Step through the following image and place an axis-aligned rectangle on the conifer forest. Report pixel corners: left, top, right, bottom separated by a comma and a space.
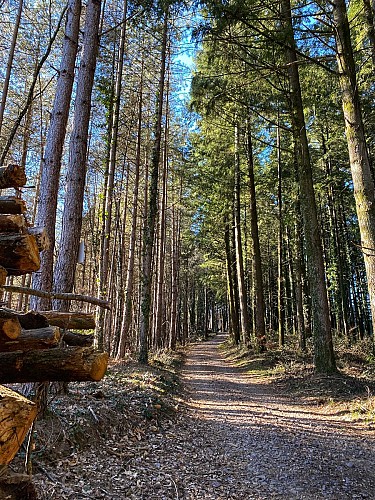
2, 0, 375, 498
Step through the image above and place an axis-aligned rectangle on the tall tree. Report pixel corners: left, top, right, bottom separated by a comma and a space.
138, 8, 169, 363
280, 0, 336, 373
331, 0, 375, 333
53, 0, 102, 310
31, 0, 81, 311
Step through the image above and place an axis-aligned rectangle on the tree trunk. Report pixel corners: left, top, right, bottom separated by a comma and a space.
116, 62, 144, 358
96, 0, 128, 348
246, 120, 266, 349
138, 10, 169, 363
53, 0, 101, 311
332, 0, 375, 335
224, 215, 240, 343
280, 0, 336, 373
0, 0, 23, 136
234, 122, 251, 344
277, 121, 285, 346
31, 0, 81, 311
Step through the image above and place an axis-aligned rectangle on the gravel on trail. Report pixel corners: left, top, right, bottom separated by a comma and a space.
33, 333, 375, 499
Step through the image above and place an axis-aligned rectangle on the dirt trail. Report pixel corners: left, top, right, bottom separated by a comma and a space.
179, 333, 375, 499
32, 334, 375, 499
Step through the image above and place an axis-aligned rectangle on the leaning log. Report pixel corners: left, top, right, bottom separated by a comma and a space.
0, 308, 49, 330
0, 347, 108, 383
0, 285, 111, 309
39, 310, 96, 329
0, 386, 37, 465
0, 196, 27, 215
0, 214, 27, 233
62, 330, 93, 347
0, 326, 60, 352
0, 164, 26, 189
0, 233, 40, 275
0, 310, 21, 341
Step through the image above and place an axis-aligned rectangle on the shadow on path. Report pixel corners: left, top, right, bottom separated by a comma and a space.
181, 333, 375, 499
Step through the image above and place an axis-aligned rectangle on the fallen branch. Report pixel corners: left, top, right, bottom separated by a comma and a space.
0, 285, 110, 310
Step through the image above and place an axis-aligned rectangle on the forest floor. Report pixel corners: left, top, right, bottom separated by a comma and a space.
10, 333, 375, 499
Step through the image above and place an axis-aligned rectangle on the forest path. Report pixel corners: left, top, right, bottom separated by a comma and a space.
177, 333, 375, 499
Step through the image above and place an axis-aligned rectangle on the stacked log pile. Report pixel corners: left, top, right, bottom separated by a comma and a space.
0, 165, 107, 496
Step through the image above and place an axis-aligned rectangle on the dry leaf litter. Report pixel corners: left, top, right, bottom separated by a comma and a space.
8, 333, 375, 499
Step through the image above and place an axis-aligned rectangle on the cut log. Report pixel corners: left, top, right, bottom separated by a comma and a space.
0, 266, 7, 286
0, 214, 27, 233
0, 471, 37, 500
0, 347, 108, 383
39, 310, 95, 329
0, 233, 40, 275
27, 227, 50, 251
62, 330, 93, 347
0, 164, 26, 189
0, 310, 21, 340
0, 326, 60, 352
0, 308, 49, 330
0, 386, 37, 465
0, 197, 27, 215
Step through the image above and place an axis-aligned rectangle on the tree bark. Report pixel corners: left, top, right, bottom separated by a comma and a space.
0, 285, 110, 309
280, 0, 336, 373
53, 0, 101, 311
0, 347, 108, 383
39, 311, 95, 329
332, 0, 375, 334
138, 10, 169, 363
0, 385, 37, 465
31, 0, 81, 311
234, 122, 251, 344
0, 326, 60, 352
62, 330, 93, 347
0, 0, 23, 136
246, 120, 266, 349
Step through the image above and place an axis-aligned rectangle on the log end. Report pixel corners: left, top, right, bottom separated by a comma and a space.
0, 386, 37, 465
89, 351, 109, 381
1, 318, 21, 339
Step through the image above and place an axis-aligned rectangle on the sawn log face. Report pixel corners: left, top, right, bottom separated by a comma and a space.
0, 386, 37, 465
0, 233, 40, 275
